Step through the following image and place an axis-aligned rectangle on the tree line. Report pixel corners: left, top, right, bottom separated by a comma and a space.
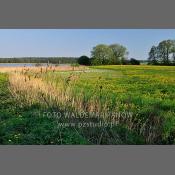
78, 40, 175, 66
0, 57, 78, 64
1, 40, 175, 66
148, 40, 175, 65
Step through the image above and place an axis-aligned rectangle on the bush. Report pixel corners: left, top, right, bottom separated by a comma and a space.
130, 58, 140, 65
77, 56, 90, 65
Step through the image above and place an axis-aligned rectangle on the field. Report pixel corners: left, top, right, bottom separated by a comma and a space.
0, 65, 175, 144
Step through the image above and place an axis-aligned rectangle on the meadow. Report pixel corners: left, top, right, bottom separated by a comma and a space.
0, 65, 175, 144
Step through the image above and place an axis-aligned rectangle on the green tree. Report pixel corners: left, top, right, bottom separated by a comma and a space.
91, 44, 114, 65
109, 44, 128, 64
77, 55, 90, 65
148, 46, 158, 65
148, 40, 175, 65
170, 41, 175, 65
130, 58, 140, 65
157, 40, 175, 65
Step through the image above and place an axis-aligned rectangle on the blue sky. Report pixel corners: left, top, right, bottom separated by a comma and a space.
0, 29, 175, 59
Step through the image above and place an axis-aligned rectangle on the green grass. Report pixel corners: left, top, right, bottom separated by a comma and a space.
1, 65, 175, 144
42, 65, 175, 144
0, 73, 88, 144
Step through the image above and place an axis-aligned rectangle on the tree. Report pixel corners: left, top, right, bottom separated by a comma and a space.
130, 58, 140, 65
148, 46, 158, 65
148, 40, 175, 65
109, 44, 128, 64
77, 55, 90, 65
91, 43, 129, 65
91, 44, 114, 65
158, 40, 175, 65
170, 42, 175, 65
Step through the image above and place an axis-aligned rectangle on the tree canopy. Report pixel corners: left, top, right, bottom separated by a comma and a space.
91, 44, 128, 65
77, 55, 90, 65
0, 57, 78, 64
148, 40, 175, 65
130, 58, 140, 65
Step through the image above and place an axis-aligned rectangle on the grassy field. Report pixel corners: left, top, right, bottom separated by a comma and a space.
0, 72, 88, 144
0, 65, 175, 144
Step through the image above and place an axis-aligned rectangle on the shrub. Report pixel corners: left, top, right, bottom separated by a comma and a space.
130, 58, 140, 65
77, 56, 90, 65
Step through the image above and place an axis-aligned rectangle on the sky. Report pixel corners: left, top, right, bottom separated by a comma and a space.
0, 29, 175, 60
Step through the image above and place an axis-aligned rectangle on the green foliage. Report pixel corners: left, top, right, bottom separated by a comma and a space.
77, 55, 91, 65
91, 44, 114, 65
130, 58, 140, 65
109, 44, 128, 64
148, 40, 175, 65
91, 43, 128, 65
0, 57, 78, 64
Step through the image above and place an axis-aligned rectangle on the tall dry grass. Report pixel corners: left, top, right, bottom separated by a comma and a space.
9, 71, 112, 114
